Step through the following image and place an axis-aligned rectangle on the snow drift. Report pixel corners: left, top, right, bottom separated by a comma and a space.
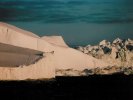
0, 22, 108, 80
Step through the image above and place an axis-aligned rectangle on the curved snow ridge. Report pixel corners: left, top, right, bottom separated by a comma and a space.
0, 53, 55, 80
0, 22, 40, 38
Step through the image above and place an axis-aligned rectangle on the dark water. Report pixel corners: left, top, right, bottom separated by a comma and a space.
0, 0, 132, 23
0, 0, 133, 46
0, 75, 133, 100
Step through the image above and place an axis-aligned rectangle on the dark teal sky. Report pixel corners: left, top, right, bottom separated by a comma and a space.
0, 0, 133, 46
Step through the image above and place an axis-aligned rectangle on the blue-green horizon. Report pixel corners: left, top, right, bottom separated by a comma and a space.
0, 0, 133, 46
